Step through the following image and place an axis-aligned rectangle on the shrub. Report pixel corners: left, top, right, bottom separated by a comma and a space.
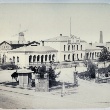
0, 64, 18, 70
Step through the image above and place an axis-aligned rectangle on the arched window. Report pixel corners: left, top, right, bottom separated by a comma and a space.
52, 54, 55, 61
64, 54, 66, 61
64, 45, 66, 51
77, 45, 78, 50
81, 45, 82, 50
68, 45, 70, 51
17, 56, 19, 62
37, 55, 40, 62
29, 55, 32, 63
49, 55, 51, 61
45, 55, 47, 61
41, 55, 44, 63
33, 55, 36, 62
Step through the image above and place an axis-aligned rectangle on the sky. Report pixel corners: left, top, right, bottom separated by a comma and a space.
0, 1, 110, 43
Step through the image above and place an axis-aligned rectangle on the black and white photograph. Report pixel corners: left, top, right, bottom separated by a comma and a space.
0, 0, 110, 109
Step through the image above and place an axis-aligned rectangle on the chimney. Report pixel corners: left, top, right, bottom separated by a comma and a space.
99, 31, 103, 43
28, 41, 30, 44
60, 34, 62, 36
42, 41, 44, 46
10, 41, 12, 44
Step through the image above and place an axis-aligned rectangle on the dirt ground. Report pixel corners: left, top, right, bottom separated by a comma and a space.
0, 68, 110, 109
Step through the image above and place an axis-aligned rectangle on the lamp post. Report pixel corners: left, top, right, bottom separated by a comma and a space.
74, 64, 78, 86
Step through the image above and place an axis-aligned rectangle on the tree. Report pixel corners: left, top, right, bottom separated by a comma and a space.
87, 59, 96, 79
99, 47, 110, 61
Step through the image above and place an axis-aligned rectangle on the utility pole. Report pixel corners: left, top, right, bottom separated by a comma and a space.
70, 17, 71, 37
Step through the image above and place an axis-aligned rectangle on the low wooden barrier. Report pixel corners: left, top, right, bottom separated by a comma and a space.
96, 76, 110, 83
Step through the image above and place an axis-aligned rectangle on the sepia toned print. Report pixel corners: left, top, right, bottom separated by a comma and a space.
0, 2, 110, 109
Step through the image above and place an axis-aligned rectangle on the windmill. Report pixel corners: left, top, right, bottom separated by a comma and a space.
12, 29, 28, 44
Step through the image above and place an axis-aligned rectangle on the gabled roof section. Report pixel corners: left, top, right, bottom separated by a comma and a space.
44, 34, 87, 43
0, 41, 11, 46
44, 35, 69, 42
26, 41, 40, 46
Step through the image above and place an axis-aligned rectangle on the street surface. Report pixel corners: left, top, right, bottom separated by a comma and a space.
0, 68, 110, 109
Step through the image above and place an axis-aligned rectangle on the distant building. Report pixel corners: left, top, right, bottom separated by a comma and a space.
0, 32, 40, 64
106, 42, 110, 52
42, 34, 103, 62
85, 43, 102, 60
7, 45, 58, 68
42, 34, 87, 62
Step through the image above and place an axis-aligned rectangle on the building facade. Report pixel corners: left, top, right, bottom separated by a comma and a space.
7, 45, 58, 68
42, 34, 102, 62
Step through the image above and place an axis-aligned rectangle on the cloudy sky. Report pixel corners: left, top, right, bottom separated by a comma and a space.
0, 1, 110, 43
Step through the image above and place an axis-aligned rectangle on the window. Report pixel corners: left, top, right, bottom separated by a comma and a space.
49, 55, 51, 61
77, 45, 78, 50
81, 45, 82, 50
72, 45, 73, 50
77, 54, 79, 60
64, 55, 66, 60
68, 54, 70, 60
81, 53, 82, 58
45, 55, 47, 61
68, 45, 70, 51
17, 56, 19, 62
64, 45, 66, 51
95, 52, 96, 57
13, 56, 15, 63
52, 54, 55, 61
29, 55, 32, 63
74, 45, 75, 50
33, 55, 36, 62
90, 53, 91, 57
37, 55, 40, 62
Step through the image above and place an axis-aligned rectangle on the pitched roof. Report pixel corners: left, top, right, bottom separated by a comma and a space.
0, 41, 11, 46
44, 35, 87, 43
85, 44, 102, 51
44, 35, 69, 42
8, 45, 58, 53
26, 41, 40, 46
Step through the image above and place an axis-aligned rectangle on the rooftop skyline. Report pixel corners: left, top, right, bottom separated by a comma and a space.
0, 3, 110, 43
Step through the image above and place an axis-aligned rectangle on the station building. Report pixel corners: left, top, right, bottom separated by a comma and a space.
7, 45, 58, 68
